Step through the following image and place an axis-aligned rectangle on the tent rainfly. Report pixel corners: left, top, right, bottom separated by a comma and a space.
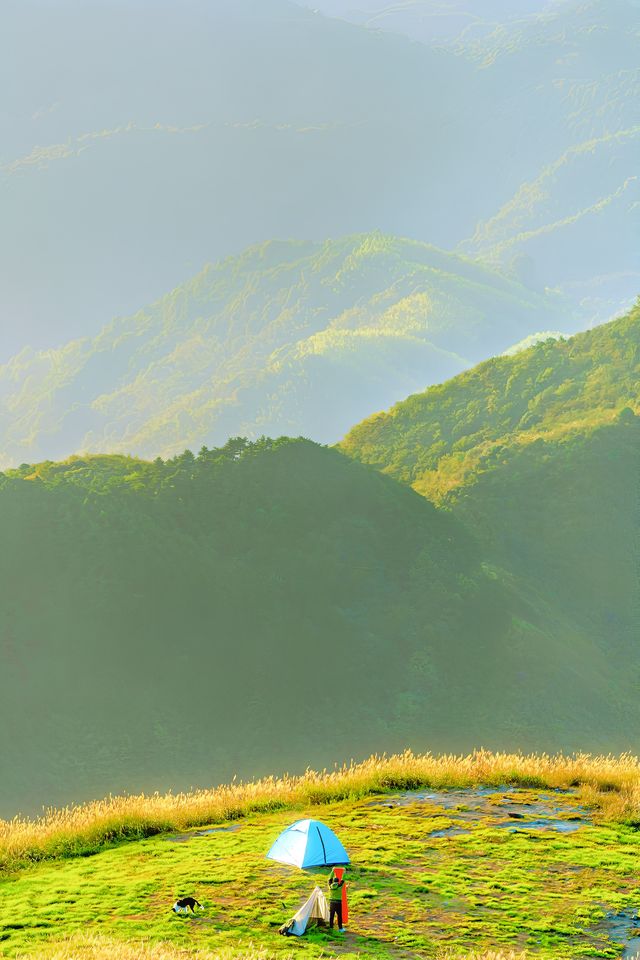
266, 819, 349, 868
279, 885, 329, 937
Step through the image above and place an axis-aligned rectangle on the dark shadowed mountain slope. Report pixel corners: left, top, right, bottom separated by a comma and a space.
0, 438, 502, 814
2, 433, 638, 817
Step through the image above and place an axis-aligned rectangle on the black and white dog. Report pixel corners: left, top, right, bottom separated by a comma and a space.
172, 896, 204, 914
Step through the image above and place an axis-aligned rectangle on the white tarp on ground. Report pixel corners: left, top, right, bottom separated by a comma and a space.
285, 885, 329, 936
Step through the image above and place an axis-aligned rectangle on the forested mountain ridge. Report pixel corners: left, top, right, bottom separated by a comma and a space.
0, 437, 507, 813
0, 233, 571, 468
4, 306, 638, 815
341, 301, 640, 686
2, 0, 638, 833
0, 0, 476, 353
340, 299, 640, 496
3, 432, 637, 817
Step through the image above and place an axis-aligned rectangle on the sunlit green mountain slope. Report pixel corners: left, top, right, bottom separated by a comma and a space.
0, 233, 569, 467
341, 299, 640, 663
341, 300, 640, 489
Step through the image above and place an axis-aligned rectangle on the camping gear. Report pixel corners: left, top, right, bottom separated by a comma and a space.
266, 819, 349, 868
332, 866, 349, 925
279, 885, 329, 936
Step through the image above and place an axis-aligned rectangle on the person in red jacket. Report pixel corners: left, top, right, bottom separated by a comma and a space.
327, 867, 346, 931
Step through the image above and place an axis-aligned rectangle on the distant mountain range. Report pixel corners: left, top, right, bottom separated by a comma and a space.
298, 0, 558, 42
0, 233, 575, 467
2, 300, 638, 816
2, 0, 637, 356
460, 126, 639, 320
308, 0, 640, 320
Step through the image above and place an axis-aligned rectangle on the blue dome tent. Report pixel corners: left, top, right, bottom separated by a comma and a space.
266, 819, 349, 869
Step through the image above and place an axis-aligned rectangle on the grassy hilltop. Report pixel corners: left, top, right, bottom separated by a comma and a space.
4, 752, 640, 959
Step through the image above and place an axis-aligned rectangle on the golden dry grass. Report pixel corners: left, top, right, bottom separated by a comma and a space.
14, 935, 294, 959
13, 934, 535, 960
3, 749, 640, 875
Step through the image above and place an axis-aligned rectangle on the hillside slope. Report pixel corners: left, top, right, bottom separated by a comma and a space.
341, 300, 640, 662
0, 437, 484, 814
461, 127, 640, 322
0, 233, 570, 468
340, 300, 640, 487
2, 435, 635, 817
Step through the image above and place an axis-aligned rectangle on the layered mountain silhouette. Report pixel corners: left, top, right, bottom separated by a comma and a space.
2, 0, 637, 819
2, 301, 638, 816
2, 0, 636, 355
0, 233, 573, 467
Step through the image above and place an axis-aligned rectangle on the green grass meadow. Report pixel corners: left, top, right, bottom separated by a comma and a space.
4, 788, 640, 959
